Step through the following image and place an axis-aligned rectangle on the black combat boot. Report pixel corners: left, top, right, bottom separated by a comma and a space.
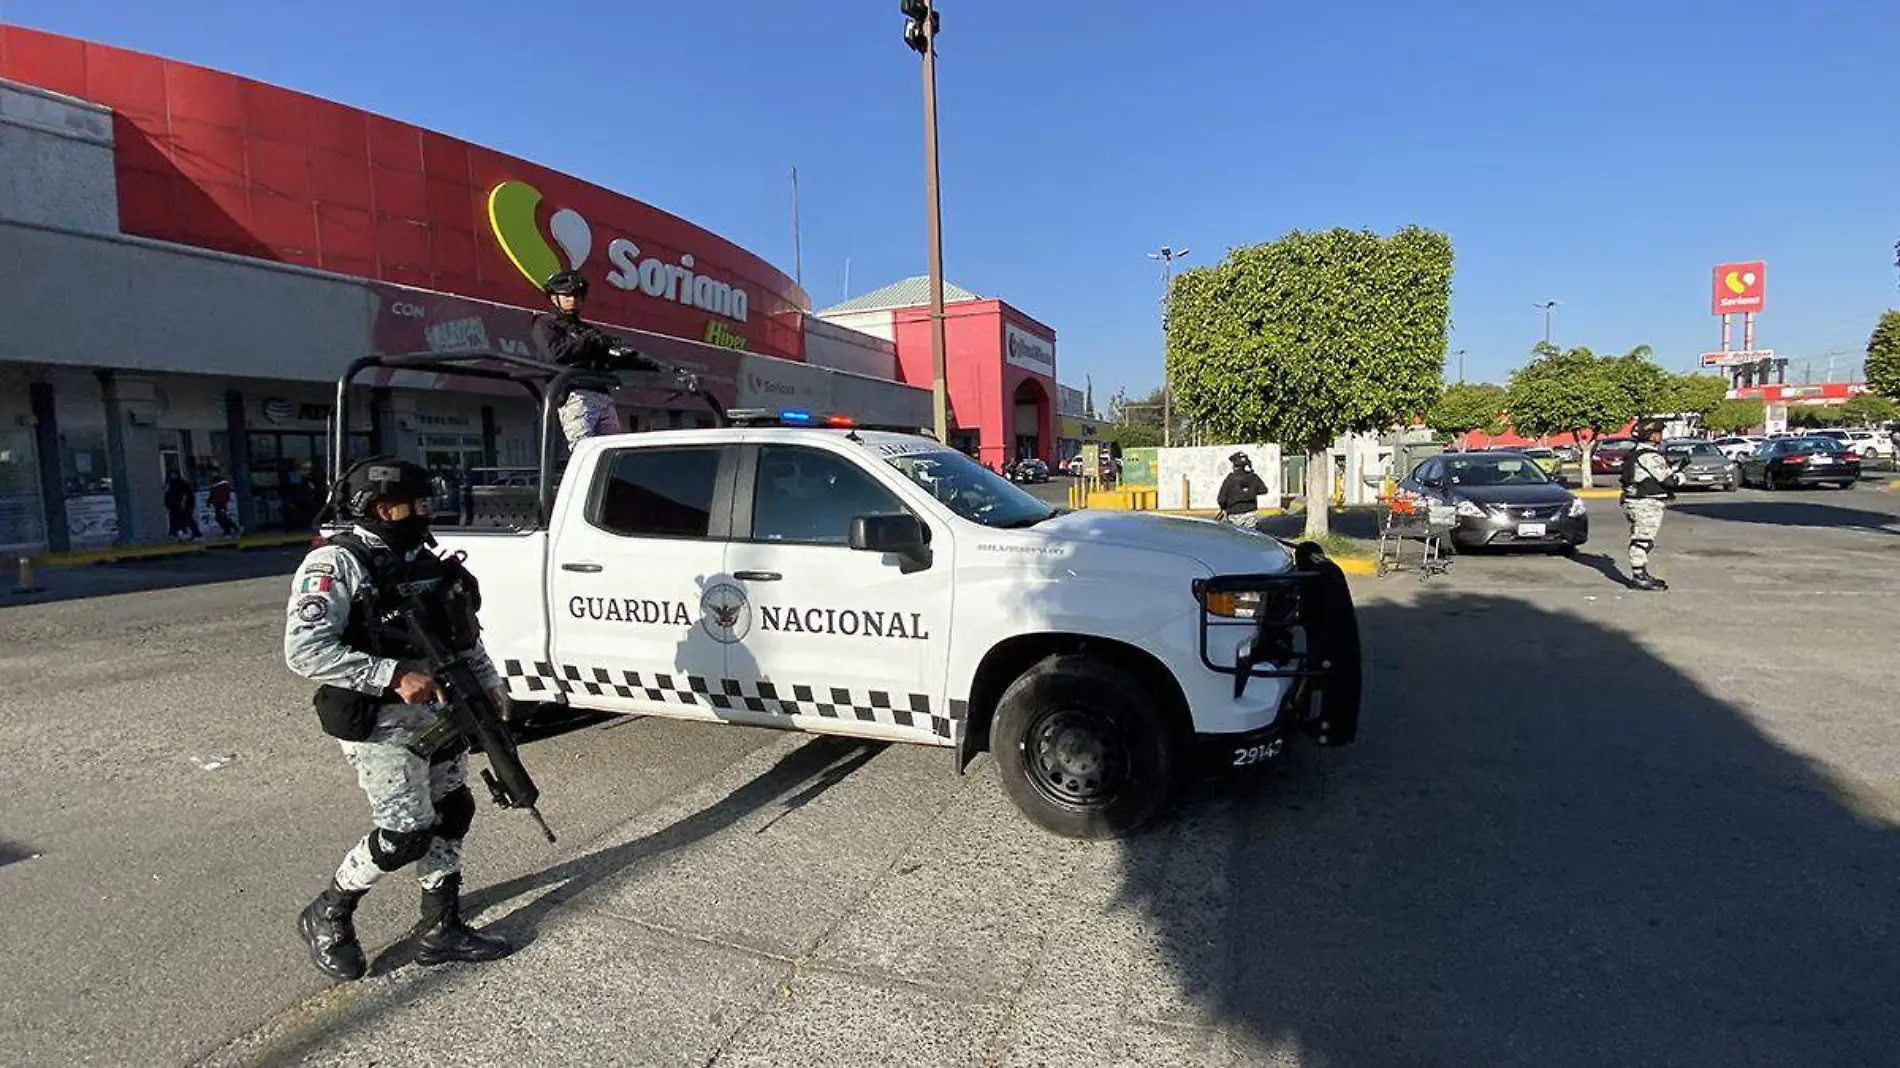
1632, 568, 1668, 591
413, 874, 512, 966
297, 880, 368, 981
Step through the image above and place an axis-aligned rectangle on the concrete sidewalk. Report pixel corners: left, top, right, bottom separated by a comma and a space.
0, 544, 307, 606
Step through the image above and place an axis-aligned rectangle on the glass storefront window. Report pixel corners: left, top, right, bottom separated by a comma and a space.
59, 428, 119, 548
0, 430, 47, 554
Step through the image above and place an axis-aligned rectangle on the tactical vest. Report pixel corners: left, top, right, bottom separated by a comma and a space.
329, 533, 483, 658
311, 533, 485, 744
1619, 444, 1670, 499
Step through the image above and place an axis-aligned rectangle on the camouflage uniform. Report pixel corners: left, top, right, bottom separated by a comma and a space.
284, 527, 502, 895
557, 389, 622, 447
1619, 442, 1679, 588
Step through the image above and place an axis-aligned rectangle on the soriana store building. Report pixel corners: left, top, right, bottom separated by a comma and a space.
0, 27, 1070, 555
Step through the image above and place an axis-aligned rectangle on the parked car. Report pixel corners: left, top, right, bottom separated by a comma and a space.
1710, 435, 1763, 461
1399, 451, 1588, 553
1809, 428, 1893, 464
1512, 445, 1564, 478
1737, 436, 1861, 490
1009, 457, 1050, 483
1063, 456, 1085, 478
1589, 438, 1636, 477
1661, 439, 1739, 491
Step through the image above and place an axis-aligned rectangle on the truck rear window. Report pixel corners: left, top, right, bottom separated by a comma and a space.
594, 447, 722, 538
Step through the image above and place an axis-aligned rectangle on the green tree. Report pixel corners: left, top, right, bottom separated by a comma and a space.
1664, 373, 1730, 421
1840, 394, 1898, 427
1704, 397, 1765, 435
1865, 311, 1900, 401
1166, 225, 1452, 536
1606, 345, 1671, 418
1427, 382, 1506, 448
1789, 406, 1831, 429
1504, 343, 1648, 488
1102, 386, 1166, 449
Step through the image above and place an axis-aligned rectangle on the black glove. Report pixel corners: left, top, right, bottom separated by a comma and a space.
608, 345, 664, 373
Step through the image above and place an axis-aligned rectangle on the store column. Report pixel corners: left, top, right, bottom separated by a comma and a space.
223, 388, 255, 531
29, 382, 69, 554
98, 371, 164, 544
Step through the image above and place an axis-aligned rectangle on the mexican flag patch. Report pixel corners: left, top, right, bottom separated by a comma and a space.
299, 574, 332, 594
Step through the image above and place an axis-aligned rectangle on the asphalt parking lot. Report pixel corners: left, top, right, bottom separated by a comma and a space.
3, 485, 1897, 1066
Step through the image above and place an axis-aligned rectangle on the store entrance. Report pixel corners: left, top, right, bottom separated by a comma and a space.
247, 430, 369, 531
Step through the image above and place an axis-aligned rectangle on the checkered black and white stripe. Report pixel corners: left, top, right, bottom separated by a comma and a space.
503, 659, 958, 740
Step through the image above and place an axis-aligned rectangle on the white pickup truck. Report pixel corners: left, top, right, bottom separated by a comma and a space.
324, 352, 1362, 839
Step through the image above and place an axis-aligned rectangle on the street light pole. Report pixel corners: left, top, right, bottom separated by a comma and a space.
1452, 348, 1467, 383
901, 1, 950, 445
1148, 244, 1188, 447
1534, 300, 1560, 346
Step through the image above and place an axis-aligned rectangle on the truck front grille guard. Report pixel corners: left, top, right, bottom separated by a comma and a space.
1191, 541, 1362, 745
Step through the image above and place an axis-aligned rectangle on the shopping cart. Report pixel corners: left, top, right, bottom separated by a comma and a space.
1375, 490, 1454, 579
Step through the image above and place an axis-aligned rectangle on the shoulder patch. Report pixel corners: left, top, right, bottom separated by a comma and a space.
294, 595, 329, 623
302, 561, 336, 578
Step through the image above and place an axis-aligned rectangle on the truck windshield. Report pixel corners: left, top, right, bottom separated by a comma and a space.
882, 448, 1058, 528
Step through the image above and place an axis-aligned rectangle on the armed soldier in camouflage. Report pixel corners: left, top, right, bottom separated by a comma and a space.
1619, 419, 1683, 591
284, 457, 513, 981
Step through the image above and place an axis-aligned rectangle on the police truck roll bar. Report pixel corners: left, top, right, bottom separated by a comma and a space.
321, 346, 726, 530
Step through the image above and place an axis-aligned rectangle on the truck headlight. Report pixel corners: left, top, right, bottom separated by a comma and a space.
1568, 497, 1588, 517
1202, 586, 1301, 622
1455, 499, 1486, 519
1203, 590, 1263, 618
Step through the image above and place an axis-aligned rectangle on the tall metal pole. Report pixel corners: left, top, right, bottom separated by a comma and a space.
920, 2, 950, 444
790, 166, 802, 289
1150, 245, 1188, 447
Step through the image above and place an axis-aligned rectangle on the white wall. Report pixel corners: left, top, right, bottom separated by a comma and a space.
0, 220, 379, 381
0, 80, 117, 234
815, 309, 895, 342
1157, 444, 1282, 511
803, 316, 897, 380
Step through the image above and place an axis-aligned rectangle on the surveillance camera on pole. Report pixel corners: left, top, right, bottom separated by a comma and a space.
901, 0, 939, 54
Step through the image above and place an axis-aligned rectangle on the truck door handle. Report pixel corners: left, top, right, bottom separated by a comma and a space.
561, 562, 603, 573
734, 570, 781, 582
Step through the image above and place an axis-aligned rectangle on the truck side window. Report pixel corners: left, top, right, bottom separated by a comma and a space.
752, 446, 906, 546
593, 447, 723, 539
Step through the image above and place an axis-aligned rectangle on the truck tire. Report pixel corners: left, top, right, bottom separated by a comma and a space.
991, 654, 1179, 840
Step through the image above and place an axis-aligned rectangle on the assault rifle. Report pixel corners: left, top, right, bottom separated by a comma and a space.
386, 597, 557, 844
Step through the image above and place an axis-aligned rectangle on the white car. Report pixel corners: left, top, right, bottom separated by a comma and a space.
427, 412, 1362, 840
1710, 436, 1763, 461
1809, 428, 1892, 463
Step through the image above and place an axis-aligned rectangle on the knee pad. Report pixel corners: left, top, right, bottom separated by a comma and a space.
434, 785, 476, 841
368, 824, 436, 871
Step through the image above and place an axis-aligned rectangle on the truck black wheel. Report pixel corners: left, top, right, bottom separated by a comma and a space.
991, 655, 1178, 840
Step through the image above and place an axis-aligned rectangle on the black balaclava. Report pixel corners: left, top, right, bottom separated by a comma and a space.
362, 503, 433, 556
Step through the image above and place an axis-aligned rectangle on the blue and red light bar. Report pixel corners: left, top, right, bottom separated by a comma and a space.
725, 407, 858, 429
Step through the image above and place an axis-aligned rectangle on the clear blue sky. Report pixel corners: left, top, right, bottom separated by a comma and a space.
9, 0, 1897, 398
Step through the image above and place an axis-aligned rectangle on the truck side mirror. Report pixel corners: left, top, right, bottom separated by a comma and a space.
850, 513, 930, 571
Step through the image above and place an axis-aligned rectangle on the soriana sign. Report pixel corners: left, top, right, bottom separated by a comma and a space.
1711, 261, 1766, 315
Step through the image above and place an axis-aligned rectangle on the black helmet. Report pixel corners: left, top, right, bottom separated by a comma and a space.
1230, 451, 1251, 467
335, 456, 438, 518
542, 269, 589, 297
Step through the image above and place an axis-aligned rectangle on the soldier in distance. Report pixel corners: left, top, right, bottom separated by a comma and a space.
531, 269, 664, 446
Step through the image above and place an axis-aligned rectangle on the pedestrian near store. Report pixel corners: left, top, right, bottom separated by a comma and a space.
1217, 451, 1269, 532
207, 477, 238, 536
285, 457, 513, 981
530, 269, 663, 447
163, 473, 201, 541
1619, 420, 1682, 591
